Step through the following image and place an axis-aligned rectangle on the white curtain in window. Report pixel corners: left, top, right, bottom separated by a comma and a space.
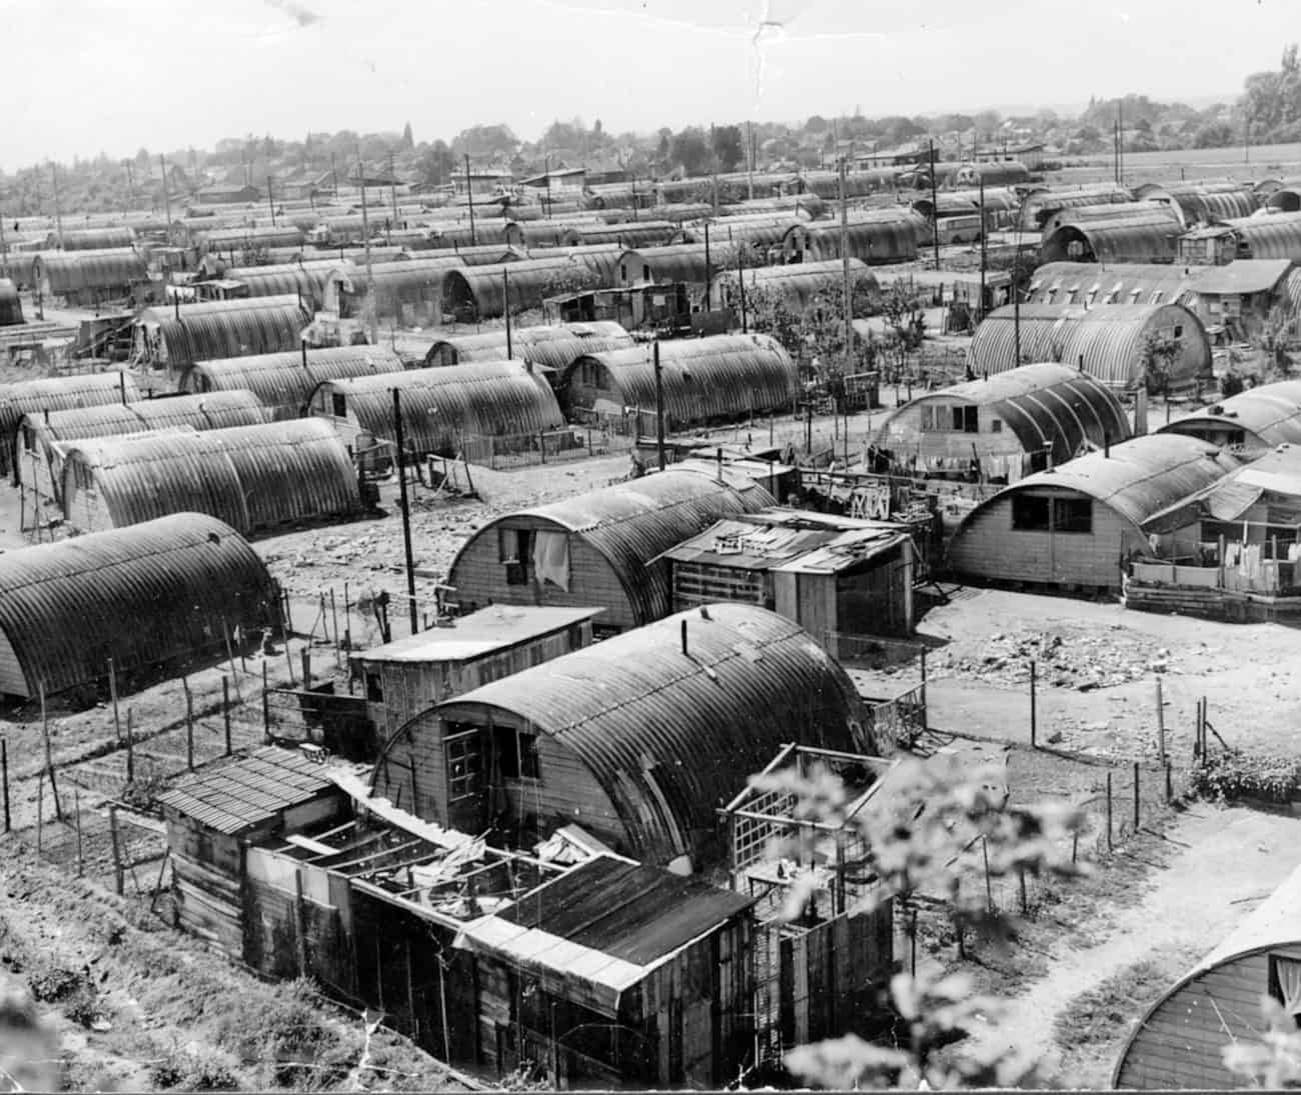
532, 530, 571, 592
1277, 957, 1301, 1014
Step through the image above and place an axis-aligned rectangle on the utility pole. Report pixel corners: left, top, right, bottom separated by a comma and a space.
1117, 100, 1124, 186
503, 268, 513, 357
747, 120, 755, 200
267, 173, 277, 226
358, 148, 377, 344
160, 154, 172, 234
1013, 241, 1022, 366
736, 245, 748, 333
392, 387, 419, 636
978, 171, 988, 321
544, 153, 552, 218
0, 210, 8, 278
331, 151, 339, 196
703, 222, 712, 310
839, 157, 853, 373
653, 340, 666, 471
389, 150, 400, 227
928, 138, 940, 269
465, 154, 476, 246
50, 163, 64, 248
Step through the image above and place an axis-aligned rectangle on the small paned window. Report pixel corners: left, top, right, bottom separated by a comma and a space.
1012, 495, 1051, 531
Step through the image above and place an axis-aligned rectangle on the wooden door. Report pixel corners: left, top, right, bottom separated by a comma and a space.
444, 727, 486, 833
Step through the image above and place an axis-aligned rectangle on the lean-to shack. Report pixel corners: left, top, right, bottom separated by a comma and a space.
371, 602, 875, 869
0, 513, 280, 700
447, 466, 774, 631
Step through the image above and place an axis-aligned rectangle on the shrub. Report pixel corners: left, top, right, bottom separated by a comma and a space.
1191, 751, 1301, 804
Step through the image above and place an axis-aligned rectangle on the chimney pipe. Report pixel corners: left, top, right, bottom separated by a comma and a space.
1104, 430, 1111, 458
716, 446, 723, 482
301, 339, 308, 370
680, 619, 688, 656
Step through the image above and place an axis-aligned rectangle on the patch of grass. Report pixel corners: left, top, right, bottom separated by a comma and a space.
1053, 946, 1192, 1054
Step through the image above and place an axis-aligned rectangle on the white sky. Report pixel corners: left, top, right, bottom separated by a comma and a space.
3, 0, 1287, 168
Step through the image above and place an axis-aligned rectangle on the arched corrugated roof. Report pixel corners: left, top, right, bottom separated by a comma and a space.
562, 334, 799, 428
424, 322, 633, 368
1039, 215, 1184, 264
1018, 185, 1135, 230
1112, 861, 1301, 1090
199, 225, 307, 250
1136, 182, 1260, 225
968, 302, 1212, 390
873, 362, 1132, 465
179, 346, 405, 415
1158, 379, 1301, 447
711, 257, 876, 312
0, 372, 138, 476
416, 602, 872, 865
1043, 201, 1183, 234
61, 418, 362, 536
55, 226, 137, 251
441, 254, 618, 320
448, 467, 774, 627
0, 512, 279, 699
1220, 212, 1301, 260
952, 434, 1242, 534
36, 249, 148, 294
560, 221, 677, 248
136, 296, 314, 366
316, 362, 565, 455
951, 161, 1031, 187
616, 244, 713, 286
1265, 186, 1301, 213
215, 260, 344, 304
1026, 262, 1195, 307
786, 211, 925, 263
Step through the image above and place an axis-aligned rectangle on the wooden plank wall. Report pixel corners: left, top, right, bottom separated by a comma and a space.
450, 519, 640, 630
1116, 947, 1301, 1089
948, 487, 1142, 590
171, 852, 244, 960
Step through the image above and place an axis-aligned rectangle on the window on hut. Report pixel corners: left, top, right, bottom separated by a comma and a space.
366, 673, 383, 702
332, 393, 347, 418
1269, 955, 1301, 1029
445, 726, 483, 800
951, 406, 978, 433
493, 726, 541, 781
1012, 495, 1051, 531
1052, 497, 1093, 533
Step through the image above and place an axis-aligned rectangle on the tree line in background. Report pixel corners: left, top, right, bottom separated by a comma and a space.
3, 44, 1301, 216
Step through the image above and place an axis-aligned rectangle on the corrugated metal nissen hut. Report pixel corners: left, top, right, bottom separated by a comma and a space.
447, 466, 775, 631
60, 418, 365, 537
562, 333, 800, 430
179, 346, 406, 419
967, 302, 1213, 393
946, 435, 1243, 592
0, 513, 280, 700
423, 321, 633, 370
1158, 379, 1301, 452
870, 362, 1132, 481
309, 362, 565, 468
133, 296, 314, 369
371, 602, 875, 870
0, 371, 139, 478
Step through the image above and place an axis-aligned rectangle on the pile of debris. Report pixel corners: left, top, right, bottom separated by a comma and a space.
935, 625, 1177, 691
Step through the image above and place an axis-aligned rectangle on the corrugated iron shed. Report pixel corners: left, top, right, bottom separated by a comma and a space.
53, 226, 137, 251
1142, 443, 1301, 534
424, 321, 633, 368
710, 257, 876, 312
430, 602, 874, 862
562, 334, 799, 429
1158, 378, 1301, 448
179, 346, 405, 416
0, 513, 280, 698
156, 745, 336, 836
872, 362, 1132, 466
1039, 214, 1185, 264
61, 418, 363, 536
136, 296, 314, 366
0, 372, 139, 476
1219, 212, 1301, 260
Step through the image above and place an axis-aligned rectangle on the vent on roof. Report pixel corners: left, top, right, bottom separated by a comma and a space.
714, 535, 744, 555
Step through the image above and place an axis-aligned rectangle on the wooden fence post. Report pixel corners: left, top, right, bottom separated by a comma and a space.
35, 771, 43, 856
109, 806, 124, 895
262, 662, 272, 745
73, 785, 84, 878
39, 680, 61, 820
1133, 761, 1141, 832
108, 657, 122, 742
1, 738, 9, 834
223, 677, 232, 756
1155, 677, 1166, 768
1029, 660, 1037, 748
126, 708, 135, 783
293, 869, 308, 977
1105, 771, 1113, 851
301, 649, 312, 691
1165, 760, 1173, 804
183, 677, 194, 771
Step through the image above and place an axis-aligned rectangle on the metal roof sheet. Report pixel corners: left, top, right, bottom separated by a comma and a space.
157, 745, 336, 834
1158, 379, 1301, 447
356, 605, 603, 665
1187, 258, 1293, 295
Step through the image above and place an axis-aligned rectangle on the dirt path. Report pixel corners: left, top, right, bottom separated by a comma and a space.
964, 805, 1301, 1085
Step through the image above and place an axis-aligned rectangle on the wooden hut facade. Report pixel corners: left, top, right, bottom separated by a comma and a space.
446, 467, 774, 632
946, 435, 1243, 593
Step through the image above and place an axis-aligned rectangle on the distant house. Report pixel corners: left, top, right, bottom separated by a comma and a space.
659, 509, 917, 639
193, 185, 261, 205
455, 170, 513, 196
